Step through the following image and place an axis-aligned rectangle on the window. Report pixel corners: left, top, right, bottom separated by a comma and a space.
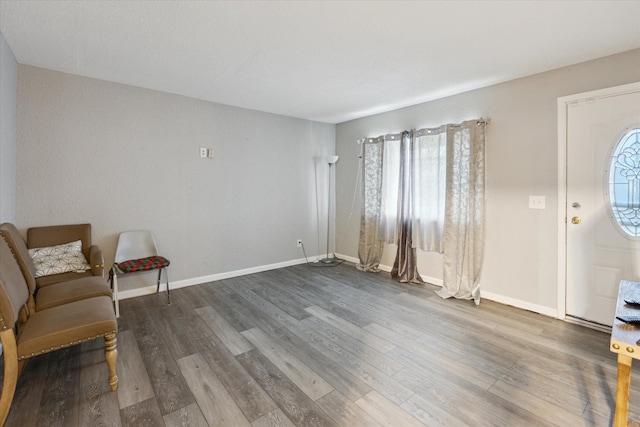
411, 130, 446, 253
377, 130, 447, 252
608, 128, 640, 238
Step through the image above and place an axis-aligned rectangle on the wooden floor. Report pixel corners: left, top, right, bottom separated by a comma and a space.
3, 263, 639, 426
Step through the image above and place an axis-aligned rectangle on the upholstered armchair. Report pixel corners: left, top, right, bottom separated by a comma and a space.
26, 224, 104, 287
0, 223, 112, 314
0, 235, 118, 426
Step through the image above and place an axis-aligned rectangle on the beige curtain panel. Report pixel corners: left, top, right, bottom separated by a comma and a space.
357, 137, 385, 272
437, 120, 486, 304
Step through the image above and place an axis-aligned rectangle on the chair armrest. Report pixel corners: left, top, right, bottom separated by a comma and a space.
89, 245, 105, 277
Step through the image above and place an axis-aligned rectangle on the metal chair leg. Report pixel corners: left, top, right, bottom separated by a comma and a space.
157, 268, 170, 305
165, 269, 170, 305
111, 267, 120, 318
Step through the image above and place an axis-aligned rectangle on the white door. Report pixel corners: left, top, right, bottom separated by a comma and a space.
565, 87, 640, 326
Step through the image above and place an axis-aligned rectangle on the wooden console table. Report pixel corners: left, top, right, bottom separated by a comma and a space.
611, 279, 640, 427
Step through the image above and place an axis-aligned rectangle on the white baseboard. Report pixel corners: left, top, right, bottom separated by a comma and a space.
336, 253, 555, 317
118, 253, 557, 320
117, 256, 318, 301
334, 253, 359, 265
334, 253, 444, 287
481, 290, 558, 318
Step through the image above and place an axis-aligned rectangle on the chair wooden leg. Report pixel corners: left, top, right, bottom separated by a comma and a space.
104, 333, 118, 391
0, 330, 19, 426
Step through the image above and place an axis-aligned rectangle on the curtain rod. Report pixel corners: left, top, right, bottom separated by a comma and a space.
357, 117, 490, 144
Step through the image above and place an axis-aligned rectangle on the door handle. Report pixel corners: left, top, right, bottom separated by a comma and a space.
571, 216, 581, 225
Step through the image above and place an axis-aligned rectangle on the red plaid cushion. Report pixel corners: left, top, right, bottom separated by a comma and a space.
117, 256, 170, 273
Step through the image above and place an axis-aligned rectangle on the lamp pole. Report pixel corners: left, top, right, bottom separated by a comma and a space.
320, 156, 339, 264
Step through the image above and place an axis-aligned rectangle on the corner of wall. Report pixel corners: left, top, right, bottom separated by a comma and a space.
0, 31, 17, 223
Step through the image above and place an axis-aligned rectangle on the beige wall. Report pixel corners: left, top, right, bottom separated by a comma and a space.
0, 31, 16, 223
17, 66, 336, 292
335, 49, 640, 315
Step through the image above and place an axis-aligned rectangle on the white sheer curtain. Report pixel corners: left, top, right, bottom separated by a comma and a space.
412, 127, 447, 253
380, 134, 401, 243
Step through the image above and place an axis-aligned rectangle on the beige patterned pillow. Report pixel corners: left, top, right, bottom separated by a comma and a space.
28, 240, 91, 278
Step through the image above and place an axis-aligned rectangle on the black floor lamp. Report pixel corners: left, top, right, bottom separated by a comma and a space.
319, 155, 339, 265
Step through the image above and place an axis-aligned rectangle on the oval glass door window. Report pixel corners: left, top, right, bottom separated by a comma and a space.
608, 127, 640, 238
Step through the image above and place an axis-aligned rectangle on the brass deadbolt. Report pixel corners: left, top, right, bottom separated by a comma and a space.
571, 216, 581, 225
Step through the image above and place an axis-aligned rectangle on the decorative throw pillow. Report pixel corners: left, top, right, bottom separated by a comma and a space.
28, 240, 91, 278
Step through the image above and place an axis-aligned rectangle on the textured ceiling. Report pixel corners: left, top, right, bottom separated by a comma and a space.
1, 1, 639, 123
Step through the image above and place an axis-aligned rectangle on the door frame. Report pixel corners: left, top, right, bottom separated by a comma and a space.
556, 82, 640, 322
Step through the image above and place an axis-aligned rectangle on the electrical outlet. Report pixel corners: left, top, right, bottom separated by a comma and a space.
529, 195, 546, 210
200, 148, 207, 158
297, 239, 303, 247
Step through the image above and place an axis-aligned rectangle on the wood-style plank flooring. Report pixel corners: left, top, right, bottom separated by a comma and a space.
4, 263, 640, 426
